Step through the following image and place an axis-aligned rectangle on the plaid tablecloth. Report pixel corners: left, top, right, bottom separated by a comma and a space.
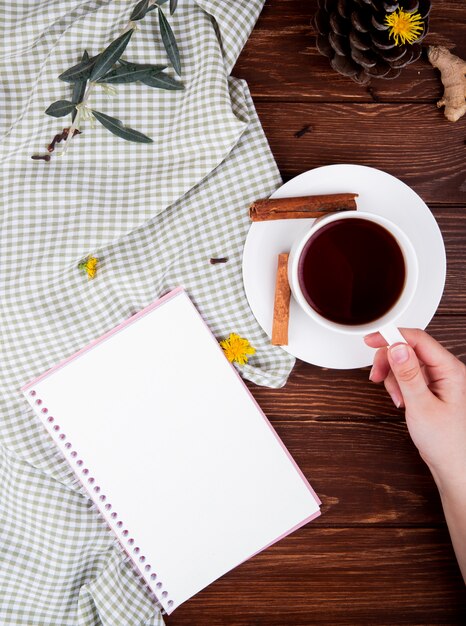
0, 1, 295, 623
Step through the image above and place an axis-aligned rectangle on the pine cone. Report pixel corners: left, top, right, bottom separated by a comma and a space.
314, 0, 431, 84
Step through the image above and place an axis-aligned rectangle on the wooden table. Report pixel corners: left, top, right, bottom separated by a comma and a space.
167, 1, 466, 623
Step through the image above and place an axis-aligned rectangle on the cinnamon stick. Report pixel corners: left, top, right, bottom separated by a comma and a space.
272, 253, 291, 346
249, 193, 358, 222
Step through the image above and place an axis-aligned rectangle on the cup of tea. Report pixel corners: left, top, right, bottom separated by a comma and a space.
288, 211, 419, 345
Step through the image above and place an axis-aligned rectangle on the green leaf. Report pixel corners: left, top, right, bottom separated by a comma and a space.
140, 71, 184, 90
58, 53, 97, 83
71, 51, 89, 102
170, 0, 178, 14
45, 100, 76, 118
90, 29, 134, 82
144, 0, 169, 13
71, 50, 89, 122
158, 8, 181, 76
119, 59, 167, 73
97, 66, 158, 84
92, 110, 153, 143
132, 0, 170, 19
130, 0, 151, 21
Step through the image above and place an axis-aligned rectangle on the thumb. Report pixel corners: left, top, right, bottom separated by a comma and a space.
387, 343, 432, 408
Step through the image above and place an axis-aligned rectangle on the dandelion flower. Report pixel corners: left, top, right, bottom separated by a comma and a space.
78, 256, 98, 279
385, 9, 424, 46
220, 333, 256, 366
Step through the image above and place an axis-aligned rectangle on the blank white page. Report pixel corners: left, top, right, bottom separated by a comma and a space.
22, 289, 320, 614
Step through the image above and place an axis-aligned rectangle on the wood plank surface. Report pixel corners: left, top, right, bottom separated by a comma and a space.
254, 103, 466, 204
166, 528, 466, 625
234, 0, 466, 102
437, 210, 466, 312
271, 420, 442, 526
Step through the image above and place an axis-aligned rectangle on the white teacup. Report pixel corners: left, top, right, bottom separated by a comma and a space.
288, 211, 419, 346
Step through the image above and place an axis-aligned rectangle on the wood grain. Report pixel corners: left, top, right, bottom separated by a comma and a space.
254, 102, 466, 204
270, 420, 442, 526
166, 528, 466, 625
436, 209, 466, 312
234, 0, 466, 102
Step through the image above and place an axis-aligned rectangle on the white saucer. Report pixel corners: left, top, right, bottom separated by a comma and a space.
242, 165, 446, 369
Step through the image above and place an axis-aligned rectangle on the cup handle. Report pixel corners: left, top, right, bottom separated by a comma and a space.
377, 323, 406, 346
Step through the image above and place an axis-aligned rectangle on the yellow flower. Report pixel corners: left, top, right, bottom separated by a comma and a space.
220, 333, 256, 366
385, 9, 424, 46
78, 256, 98, 279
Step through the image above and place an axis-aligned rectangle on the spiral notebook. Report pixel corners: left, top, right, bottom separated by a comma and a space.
21, 288, 320, 614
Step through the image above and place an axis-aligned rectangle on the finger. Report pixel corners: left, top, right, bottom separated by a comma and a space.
365, 328, 460, 387
420, 363, 431, 386
369, 347, 430, 403
365, 328, 457, 371
384, 371, 404, 409
364, 330, 397, 348
369, 347, 391, 383
387, 342, 434, 409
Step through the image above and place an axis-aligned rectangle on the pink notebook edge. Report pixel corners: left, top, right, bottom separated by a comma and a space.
21, 287, 321, 614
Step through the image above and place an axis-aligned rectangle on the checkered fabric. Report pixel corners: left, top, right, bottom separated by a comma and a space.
0, 1, 295, 624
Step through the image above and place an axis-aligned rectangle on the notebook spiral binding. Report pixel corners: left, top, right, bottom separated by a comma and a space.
27, 388, 173, 614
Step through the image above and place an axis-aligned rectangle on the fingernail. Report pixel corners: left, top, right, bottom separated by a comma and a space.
390, 343, 409, 364
369, 365, 375, 381
390, 392, 402, 409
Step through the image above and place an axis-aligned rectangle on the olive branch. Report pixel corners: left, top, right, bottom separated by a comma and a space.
43, 0, 183, 157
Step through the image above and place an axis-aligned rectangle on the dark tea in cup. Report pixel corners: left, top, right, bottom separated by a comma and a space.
297, 218, 406, 325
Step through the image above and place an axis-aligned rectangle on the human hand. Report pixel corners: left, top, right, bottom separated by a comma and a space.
364, 329, 466, 492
